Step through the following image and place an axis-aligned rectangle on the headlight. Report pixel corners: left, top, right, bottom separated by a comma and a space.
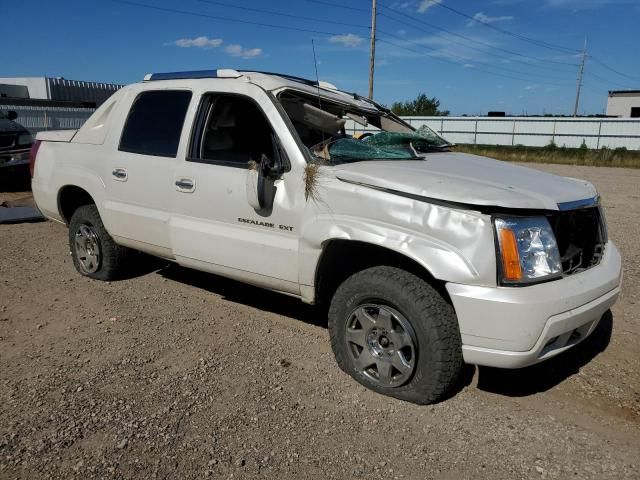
11, 150, 30, 161
494, 216, 562, 284
17, 133, 33, 146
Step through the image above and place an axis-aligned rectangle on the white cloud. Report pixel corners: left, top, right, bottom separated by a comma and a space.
417, 0, 442, 13
172, 36, 223, 49
224, 44, 262, 59
466, 12, 514, 26
389, 1, 412, 8
329, 33, 364, 48
167, 37, 262, 58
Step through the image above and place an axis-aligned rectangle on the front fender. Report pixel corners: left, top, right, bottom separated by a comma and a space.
298, 205, 497, 301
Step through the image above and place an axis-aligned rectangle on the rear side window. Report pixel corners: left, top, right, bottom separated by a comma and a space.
119, 90, 192, 157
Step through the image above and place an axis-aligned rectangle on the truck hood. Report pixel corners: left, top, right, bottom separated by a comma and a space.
333, 152, 597, 211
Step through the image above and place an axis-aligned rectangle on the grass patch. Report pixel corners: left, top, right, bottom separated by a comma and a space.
453, 144, 640, 169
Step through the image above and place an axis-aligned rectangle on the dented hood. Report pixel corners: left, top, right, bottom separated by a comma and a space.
333, 152, 597, 211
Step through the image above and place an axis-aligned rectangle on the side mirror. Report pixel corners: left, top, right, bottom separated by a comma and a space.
257, 153, 280, 211
246, 136, 286, 212
7, 110, 17, 121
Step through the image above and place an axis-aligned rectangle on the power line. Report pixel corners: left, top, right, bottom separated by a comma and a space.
376, 28, 573, 82
425, 0, 640, 86
377, 0, 639, 88
379, 11, 574, 73
376, 5, 580, 68
417, 0, 579, 54
589, 56, 640, 83
586, 71, 631, 90
300, 0, 369, 13
376, 35, 563, 86
111, 0, 347, 36
196, 0, 369, 30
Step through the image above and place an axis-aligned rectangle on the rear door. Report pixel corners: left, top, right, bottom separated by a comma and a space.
103, 88, 192, 257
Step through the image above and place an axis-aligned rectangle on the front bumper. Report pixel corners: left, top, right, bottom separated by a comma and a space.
446, 242, 622, 369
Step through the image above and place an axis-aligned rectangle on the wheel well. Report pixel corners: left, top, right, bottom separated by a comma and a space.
58, 186, 95, 223
314, 240, 449, 307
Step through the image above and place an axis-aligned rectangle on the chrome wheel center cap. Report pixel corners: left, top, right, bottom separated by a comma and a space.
345, 304, 417, 387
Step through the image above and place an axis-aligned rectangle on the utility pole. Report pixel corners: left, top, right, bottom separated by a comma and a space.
573, 38, 587, 117
368, 0, 377, 99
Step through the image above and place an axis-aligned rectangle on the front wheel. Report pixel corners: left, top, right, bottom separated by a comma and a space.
328, 266, 463, 404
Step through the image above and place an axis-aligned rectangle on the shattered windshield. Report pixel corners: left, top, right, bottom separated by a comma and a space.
278, 89, 449, 163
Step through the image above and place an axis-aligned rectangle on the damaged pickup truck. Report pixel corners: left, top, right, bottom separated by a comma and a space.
31, 69, 622, 404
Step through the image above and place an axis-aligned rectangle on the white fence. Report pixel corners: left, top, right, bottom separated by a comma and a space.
1, 104, 95, 134
404, 117, 640, 150
346, 116, 640, 150
6, 106, 640, 151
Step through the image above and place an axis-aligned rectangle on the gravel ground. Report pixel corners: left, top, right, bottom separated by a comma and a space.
0, 163, 639, 479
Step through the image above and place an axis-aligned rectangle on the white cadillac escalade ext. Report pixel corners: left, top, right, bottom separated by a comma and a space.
30, 69, 622, 404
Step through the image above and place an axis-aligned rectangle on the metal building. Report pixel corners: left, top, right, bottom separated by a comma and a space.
606, 90, 640, 118
0, 76, 123, 107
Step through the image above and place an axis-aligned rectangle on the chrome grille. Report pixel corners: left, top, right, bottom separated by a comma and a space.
548, 206, 606, 276
0, 134, 16, 149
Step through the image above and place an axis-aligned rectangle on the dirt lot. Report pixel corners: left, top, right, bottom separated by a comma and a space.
1, 164, 639, 479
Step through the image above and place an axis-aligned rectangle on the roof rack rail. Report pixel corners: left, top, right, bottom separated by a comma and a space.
241, 70, 321, 88
143, 69, 241, 81
242, 71, 340, 92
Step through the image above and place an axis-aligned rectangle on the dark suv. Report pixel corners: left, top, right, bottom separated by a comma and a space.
0, 110, 33, 171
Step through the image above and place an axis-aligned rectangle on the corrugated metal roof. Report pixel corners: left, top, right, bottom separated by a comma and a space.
47, 78, 123, 106
608, 90, 640, 96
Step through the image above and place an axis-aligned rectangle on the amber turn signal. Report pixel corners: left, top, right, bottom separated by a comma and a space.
499, 228, 523, 281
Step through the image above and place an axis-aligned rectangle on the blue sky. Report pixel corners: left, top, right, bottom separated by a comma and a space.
3, 0, 639, 115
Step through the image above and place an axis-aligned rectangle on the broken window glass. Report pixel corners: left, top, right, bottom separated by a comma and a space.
278, 89, 449, 164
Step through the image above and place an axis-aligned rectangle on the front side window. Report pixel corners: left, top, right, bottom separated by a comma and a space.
189, 94, 275, 167
119, 90, 192, 157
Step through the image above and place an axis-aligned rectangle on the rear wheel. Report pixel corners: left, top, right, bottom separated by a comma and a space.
328, 266, 463, 404
68, 204, 128, 281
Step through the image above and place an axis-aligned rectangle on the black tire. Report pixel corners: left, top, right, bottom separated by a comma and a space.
328, 266, 462, 404
68, 204, 129, 281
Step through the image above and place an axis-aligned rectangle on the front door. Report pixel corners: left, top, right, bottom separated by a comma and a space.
170, 88, 303, 294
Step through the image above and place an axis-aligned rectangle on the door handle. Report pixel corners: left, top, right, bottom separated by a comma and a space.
112, 168, 128, 181
175, 178, 195, 192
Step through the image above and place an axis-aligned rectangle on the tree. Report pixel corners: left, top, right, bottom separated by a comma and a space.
390, 93, 449, 117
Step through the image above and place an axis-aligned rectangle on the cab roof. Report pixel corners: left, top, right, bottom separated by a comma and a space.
142, 69, 379, 112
